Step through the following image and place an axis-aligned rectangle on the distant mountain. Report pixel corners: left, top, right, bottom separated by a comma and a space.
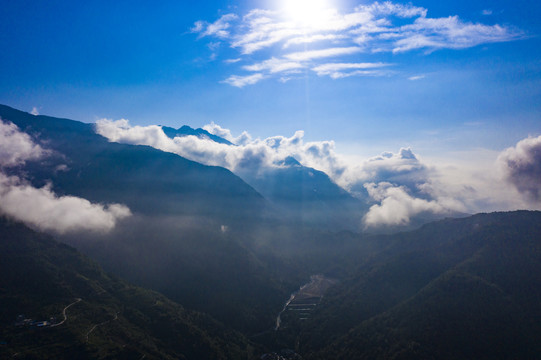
161, 125, 233, 145
0, 104, 264, 222
0, 217, 258, 359
0, 104, 288, 334
298, 211, 541, 359
162, 122, 367, 230
0, 104, 366, 231
243, 158, 367, 230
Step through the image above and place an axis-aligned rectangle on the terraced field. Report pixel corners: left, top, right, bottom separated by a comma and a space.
276, 275, 337, 329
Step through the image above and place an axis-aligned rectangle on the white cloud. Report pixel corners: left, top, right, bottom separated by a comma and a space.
223, 73, 266, 87
203, 122, 252, 145
357, 146, 540, 227
243, 57, 303, 74
192, 1, 523, 86
202, 122, 235, 142
279, 76, 295, 83
392, 16, 517, 53
312, 62, 391, 78
0, 119, 131, 234
230, 9, 294, 54
96, 119, 430, 197
0, 119, 46, 167
345, 147, 429, 193
363, 1, 427, 18
96, 119, 260, 171
31, 107, 39, 116
313, 62, 389, 73
283, 34, 345, 48
0, 174, 131, 234
191, 21, 204, 33
363, 182, 449, 227
96, 120, 540, 228
207, 41, 221, 51
96, 120, 433, 212
498, 135, 541, 202
96, 118, 348, 179
192, 13, 238, 39
408, 74, 425, 81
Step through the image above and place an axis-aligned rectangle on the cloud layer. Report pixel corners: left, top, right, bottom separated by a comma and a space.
98, 118, 541, 227
192, 1, 522, 86
96, 119, 540, 228
0, 119, 131, 234
498, 135, 541, 202
96, 118, 348, 180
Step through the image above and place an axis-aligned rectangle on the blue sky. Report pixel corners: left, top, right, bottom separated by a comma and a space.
1, 0, 541, 226
1, 0, 540, 153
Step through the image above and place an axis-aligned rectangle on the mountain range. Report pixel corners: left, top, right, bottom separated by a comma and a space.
2, 210, 540, 359
161, 122, 367, 230
1, 104, 540, 359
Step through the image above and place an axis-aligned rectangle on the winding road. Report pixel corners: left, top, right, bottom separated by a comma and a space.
50, 298, 82, 327
11, 299, 82, 357
85, 312, 119, 342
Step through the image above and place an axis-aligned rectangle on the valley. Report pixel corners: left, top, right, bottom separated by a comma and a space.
0, 105, 540, 359
275, 275, 337, 330
0, 0, 539, 358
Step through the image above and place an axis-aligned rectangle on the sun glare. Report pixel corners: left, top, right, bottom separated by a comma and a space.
281, 0, 334, 28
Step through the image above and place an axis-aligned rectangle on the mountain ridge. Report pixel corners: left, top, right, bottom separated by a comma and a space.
161, 125, 233, 145
0, 104, 266, 221
298, 211, 541, 359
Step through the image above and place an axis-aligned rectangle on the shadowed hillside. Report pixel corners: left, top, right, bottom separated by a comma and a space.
0, 217, 259, 359
299, 211, 541, 359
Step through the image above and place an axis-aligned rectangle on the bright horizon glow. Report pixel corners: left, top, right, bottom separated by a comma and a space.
281, 0, 335, 28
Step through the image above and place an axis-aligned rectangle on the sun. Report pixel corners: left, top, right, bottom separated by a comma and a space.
281, 0, 334, 28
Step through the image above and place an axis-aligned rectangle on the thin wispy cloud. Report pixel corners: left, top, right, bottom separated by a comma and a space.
243, 58, 303, 74
192, 1, 523, 86
283, 34, 345, 49
313, 62, 392, 79
192, 13, 238, 39
223, 73, 267, 87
